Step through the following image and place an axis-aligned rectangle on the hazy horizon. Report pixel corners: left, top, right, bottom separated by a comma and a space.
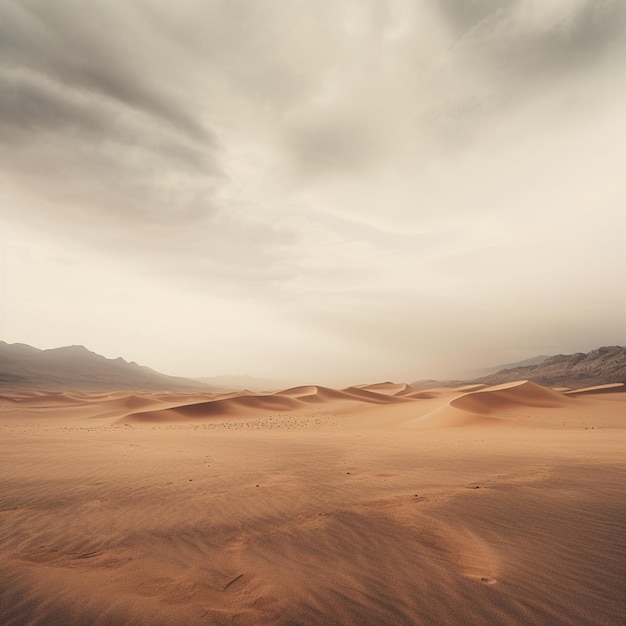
2, 1, 626, 386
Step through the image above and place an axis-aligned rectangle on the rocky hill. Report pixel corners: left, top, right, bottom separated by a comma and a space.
476, 346, 626, 388
0, 342, 215, 391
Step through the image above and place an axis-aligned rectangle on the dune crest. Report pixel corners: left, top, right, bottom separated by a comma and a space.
121, 384, 415, 423
341, 386, 410, 404
360, 382, 413, 396
449, 380, 573, 415
564, 383, 625, 395
123, 393, 305, 423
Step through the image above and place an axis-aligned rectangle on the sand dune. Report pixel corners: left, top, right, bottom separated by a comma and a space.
394, 384, 420, 396
564, 382, 625, 395
1, 380, 625, 624
276, 385, 351, 402
123, 384, 414, 423
412, 381, 577, 429
124, 394, 306, 423
360, 381, 411, 395
9, 391, 86, 405
450, 380, 573, 414
341, 386, 411, 404
276, 385, 319, 397
406, 390, 441, 399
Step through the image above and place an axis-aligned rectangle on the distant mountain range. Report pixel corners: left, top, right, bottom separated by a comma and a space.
411, 346, 626, 389
474, 346, 626, 388
0, 342, 216, 391
3, 341, 625, 392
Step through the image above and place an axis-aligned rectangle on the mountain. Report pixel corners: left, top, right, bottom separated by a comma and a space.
0, 342, 216, 391
475, 346, 626, 388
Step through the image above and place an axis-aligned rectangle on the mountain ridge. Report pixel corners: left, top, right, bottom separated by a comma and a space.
411, 346, 626, 389
475, 346, 626, 388
0, 341, 216, 391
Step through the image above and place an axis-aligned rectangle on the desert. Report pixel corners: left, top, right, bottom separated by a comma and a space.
3, 2, 626, 623
1, 369, 625, 624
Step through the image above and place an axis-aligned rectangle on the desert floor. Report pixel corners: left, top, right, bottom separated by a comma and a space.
1, 381, 625, 625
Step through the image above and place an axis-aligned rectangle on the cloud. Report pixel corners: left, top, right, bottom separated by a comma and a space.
0, 0, 211, 139
0, 0, 300, 288
2, 1, 626, 380
3, 1, 624, 254
432, 0, 626, 117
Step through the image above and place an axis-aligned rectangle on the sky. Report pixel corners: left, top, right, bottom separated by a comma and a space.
1, 0, 626, 386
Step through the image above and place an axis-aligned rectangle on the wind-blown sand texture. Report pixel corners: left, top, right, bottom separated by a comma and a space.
1, 381, 625, 625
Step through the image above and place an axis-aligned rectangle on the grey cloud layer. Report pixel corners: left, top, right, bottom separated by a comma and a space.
0, 0, 211, 139
438, 0, 626, 83
2, 0, 625, 292
0, 0, 287, 284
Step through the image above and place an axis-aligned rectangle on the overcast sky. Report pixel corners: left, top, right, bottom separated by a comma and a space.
2, 0, 626, 385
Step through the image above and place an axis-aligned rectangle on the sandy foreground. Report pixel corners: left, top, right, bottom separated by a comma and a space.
0, 381, 625, 625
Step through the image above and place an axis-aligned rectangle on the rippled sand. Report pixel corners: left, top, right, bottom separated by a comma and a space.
1, 383, 625, 624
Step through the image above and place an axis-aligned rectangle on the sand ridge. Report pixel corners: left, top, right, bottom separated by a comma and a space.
119, 384, 414, 424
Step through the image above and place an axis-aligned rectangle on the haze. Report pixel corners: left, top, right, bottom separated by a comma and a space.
2, 0, 626, 386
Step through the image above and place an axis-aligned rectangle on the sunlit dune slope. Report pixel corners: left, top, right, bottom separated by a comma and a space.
449, 381, 573, 414
124, 394, 306, 423
412, 381, 575, 428
360, 382, 415, 395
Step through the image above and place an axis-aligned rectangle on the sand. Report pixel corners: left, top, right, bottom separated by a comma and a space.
0, 382, 625, 625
